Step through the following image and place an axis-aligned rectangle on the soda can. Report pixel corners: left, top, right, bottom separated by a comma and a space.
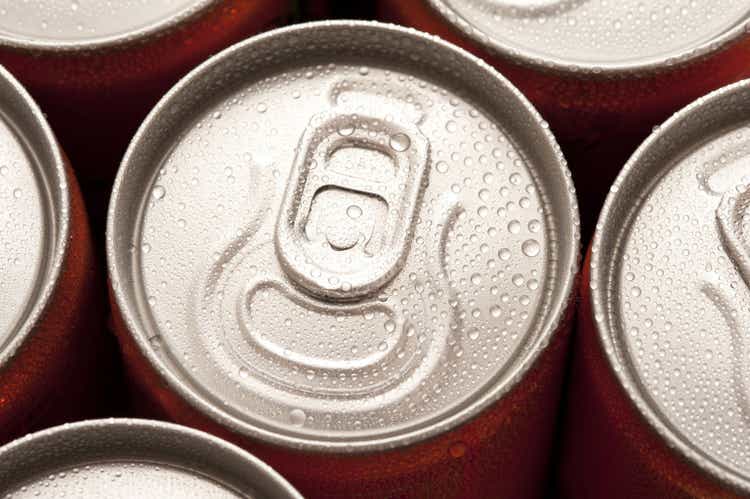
0, 419, 303, 498
0, 0, 293, 181
561, 78, 750, 497
378, 1, 750, 234
0, 65, 106, 445
108, 21, 580, 499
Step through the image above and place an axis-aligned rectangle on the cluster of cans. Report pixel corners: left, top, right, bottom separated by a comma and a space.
1, 1, 750, 498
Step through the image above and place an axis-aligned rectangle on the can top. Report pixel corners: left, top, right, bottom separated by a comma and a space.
428, 0, 750, 74
591, 79, 750, 491
0, 66, 68, 367
108, 20, 579, 452
0, 419, 302, 498
0, 0, 215, 50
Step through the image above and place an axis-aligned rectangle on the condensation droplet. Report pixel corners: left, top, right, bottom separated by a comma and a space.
152, 185, 166, 200
522, 239, 540, 257
289, 409, 306, 427
449, 442, 467, 458
390, 133, 411, 152
347, 205, 363, 219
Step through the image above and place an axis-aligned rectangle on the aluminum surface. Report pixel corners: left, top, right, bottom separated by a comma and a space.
108, 20, 579, 452
428, 0, 750, 73
591, 79, 750, 492
0, 65, 66, 367
0, 0, 214, 49
0, 419, 302, 498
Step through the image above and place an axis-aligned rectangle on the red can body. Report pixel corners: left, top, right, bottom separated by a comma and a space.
560, 250, 740, 498
0, 0, 291, 181
0, 163, 106, 445
0, 66, 109, 445
379, 1, 750, 236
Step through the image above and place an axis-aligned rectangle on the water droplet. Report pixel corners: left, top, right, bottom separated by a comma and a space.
390, 133, 411, 152
347, 205, 363, 219
12, 188, 21, 199
148, 336, 162, 349
384, 320, 396, 333
490, 305, 502, 318
436, 161, 449, 173
152, 185, 166, 200
449, 442, 467, 458
289, 409, 306, 427
522, 239, 540, 257
338, 123, 355, 136
239, 366, 249, 378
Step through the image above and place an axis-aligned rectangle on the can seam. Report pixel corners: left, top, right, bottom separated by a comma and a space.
0, 65, 69, 371
0, 0, 223, 53
427, 0, 750, 78
0, 418, 303, 498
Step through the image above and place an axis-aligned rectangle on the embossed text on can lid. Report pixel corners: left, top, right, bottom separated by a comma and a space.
0, 65, 68, 369
107, 20, 579, 452
0, 0, 218, 50
0, 419, 303, 498
428, 0, 750, 74
591, 79, 750, 492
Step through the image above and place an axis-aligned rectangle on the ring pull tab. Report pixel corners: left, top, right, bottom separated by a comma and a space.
275, 106, 430, 301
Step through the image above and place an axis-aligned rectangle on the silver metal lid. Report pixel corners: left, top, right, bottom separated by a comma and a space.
0, 419, 303, 498
591, 78, 750, 492
0, 0, 213, 49
108, 20, 579, 452
428, 0, 750, 74
0, 65, 67, 367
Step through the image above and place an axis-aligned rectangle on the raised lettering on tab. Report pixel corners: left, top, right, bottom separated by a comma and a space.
275, 108, 430, 301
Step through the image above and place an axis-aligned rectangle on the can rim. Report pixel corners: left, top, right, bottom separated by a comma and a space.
590, 78, 750, 492
0, 65, 69, 371
107, 19, 580, 453
0, 418, 303, 498
427, 0, 750, 77
0, 0, 221, 52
